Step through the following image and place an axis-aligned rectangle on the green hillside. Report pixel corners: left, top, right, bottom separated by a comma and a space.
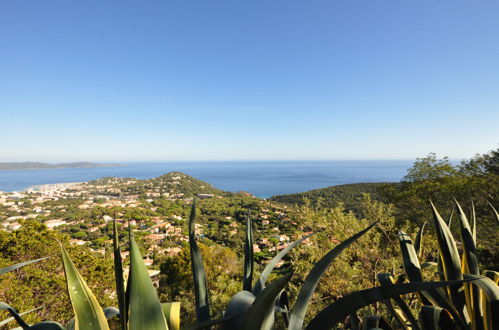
269, 182, 395, 213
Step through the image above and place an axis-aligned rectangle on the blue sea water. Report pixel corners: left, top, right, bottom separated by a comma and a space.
0, 161, 413, 198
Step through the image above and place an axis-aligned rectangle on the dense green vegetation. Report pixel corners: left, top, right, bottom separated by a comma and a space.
0, 149, 498, 329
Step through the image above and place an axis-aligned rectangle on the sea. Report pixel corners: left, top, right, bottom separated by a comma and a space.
0, 161, 413, 198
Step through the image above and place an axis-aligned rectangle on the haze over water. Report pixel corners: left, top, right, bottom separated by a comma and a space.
0, 160, 413, 198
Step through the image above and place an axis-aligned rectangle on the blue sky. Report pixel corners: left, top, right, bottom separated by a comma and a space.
1, 0, 498, 162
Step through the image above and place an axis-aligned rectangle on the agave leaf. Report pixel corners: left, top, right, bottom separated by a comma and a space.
454, 200, 482, 329
414, 222, 426, 259
363, 315, 393, 330
305, 279, 476, 330
242, 272, 292, 330
103, 306, 120, 320
112, 219, 127, 330
418, 306, 453, 330
223, 291, 255, 330
430, 202, 466, 319
288, 221, 377, 330
470, 202, 477, 244
188, 200, 210, 323
483, 270, 499, 284
127, 233, 168, 330
0, 257, 48, 276
464, 274, 499, 330
398, 231, 431, 306
162, 302, 180, 330
253, 232, 315, 295
377, 273, 419, 330
448, 206, 455, 227
487, 200, 499, 225
421, 262, 438, 269
61, 246, 109, 330
0, 302, 30, 328
243, 211, 254, 292
276, 291, 290, 326
0, 306, 42, 328
27, 321, 66, 329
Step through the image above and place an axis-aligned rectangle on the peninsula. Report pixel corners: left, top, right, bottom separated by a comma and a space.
0, 162, 124, 170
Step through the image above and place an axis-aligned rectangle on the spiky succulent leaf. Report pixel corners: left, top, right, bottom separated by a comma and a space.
61, 246, 109, 330
455, 200, 482, 329
414, 222, 426, 259
223, 291, 255, 330
243, 212, 254, 292
363, 315, 393, 330
162, 303, 180, 330
253, 232, 315, 295
288, 221, 377, 330
27, 321, 66, 329
377, 273, 419, 330
0, 257, 48, 276
464, 274, 499, 330
305, 279, 476, 330
0, 306, 41, 328
487, 200, 499, 225
430, 202, 466, 318
112, 219, 127, 330
128, 233, 168, 330
0, 302, 30, 328
188, 201, 210, 324
418, 306, 453, 330
242, 273, 292, 330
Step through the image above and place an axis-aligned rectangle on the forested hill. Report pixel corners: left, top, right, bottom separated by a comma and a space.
87, 171, 233, 197
269, 182, 395, 212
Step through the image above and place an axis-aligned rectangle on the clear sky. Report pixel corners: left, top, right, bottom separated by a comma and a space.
1, 0, 498, 162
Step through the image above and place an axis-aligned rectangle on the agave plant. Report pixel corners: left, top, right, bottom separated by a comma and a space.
186, 200, 481, 330
0, 220, 180, 330
379, 200, 499, 330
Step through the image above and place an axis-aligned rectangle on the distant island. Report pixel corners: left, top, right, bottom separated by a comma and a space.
0, 162, 124, 170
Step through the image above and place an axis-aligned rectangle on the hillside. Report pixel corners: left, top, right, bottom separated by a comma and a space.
269, 182, 396, 213
86, 171, 233, 198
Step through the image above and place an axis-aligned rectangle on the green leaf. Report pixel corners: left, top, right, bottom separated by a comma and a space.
161, 303, 180, 330
0, 306, 42, 328
112, 219, 127, 330
305, 279, 476, 330
430, 202, 466, 319
243, 211, 254, 292
253, 232, 315, 295
27, 321, 66, 329
61, 246, 109, 330
487, 200, 499, 225
127, 233, 168, 330
188, 200, 210, 323
377, 273, 419, 330
103, 307, 120, 320
0, 302, 30, 328
418, 306, 453, 330
223, 291, 255, 330
414, 222, 426, 259
464, 274, 499, 330
242, 273, 293, 330
288, 221, 377, 330
363, 315, 393, 330
0, 257, 48, 276
454, 200, 482, 329
470, 201, 477, 244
